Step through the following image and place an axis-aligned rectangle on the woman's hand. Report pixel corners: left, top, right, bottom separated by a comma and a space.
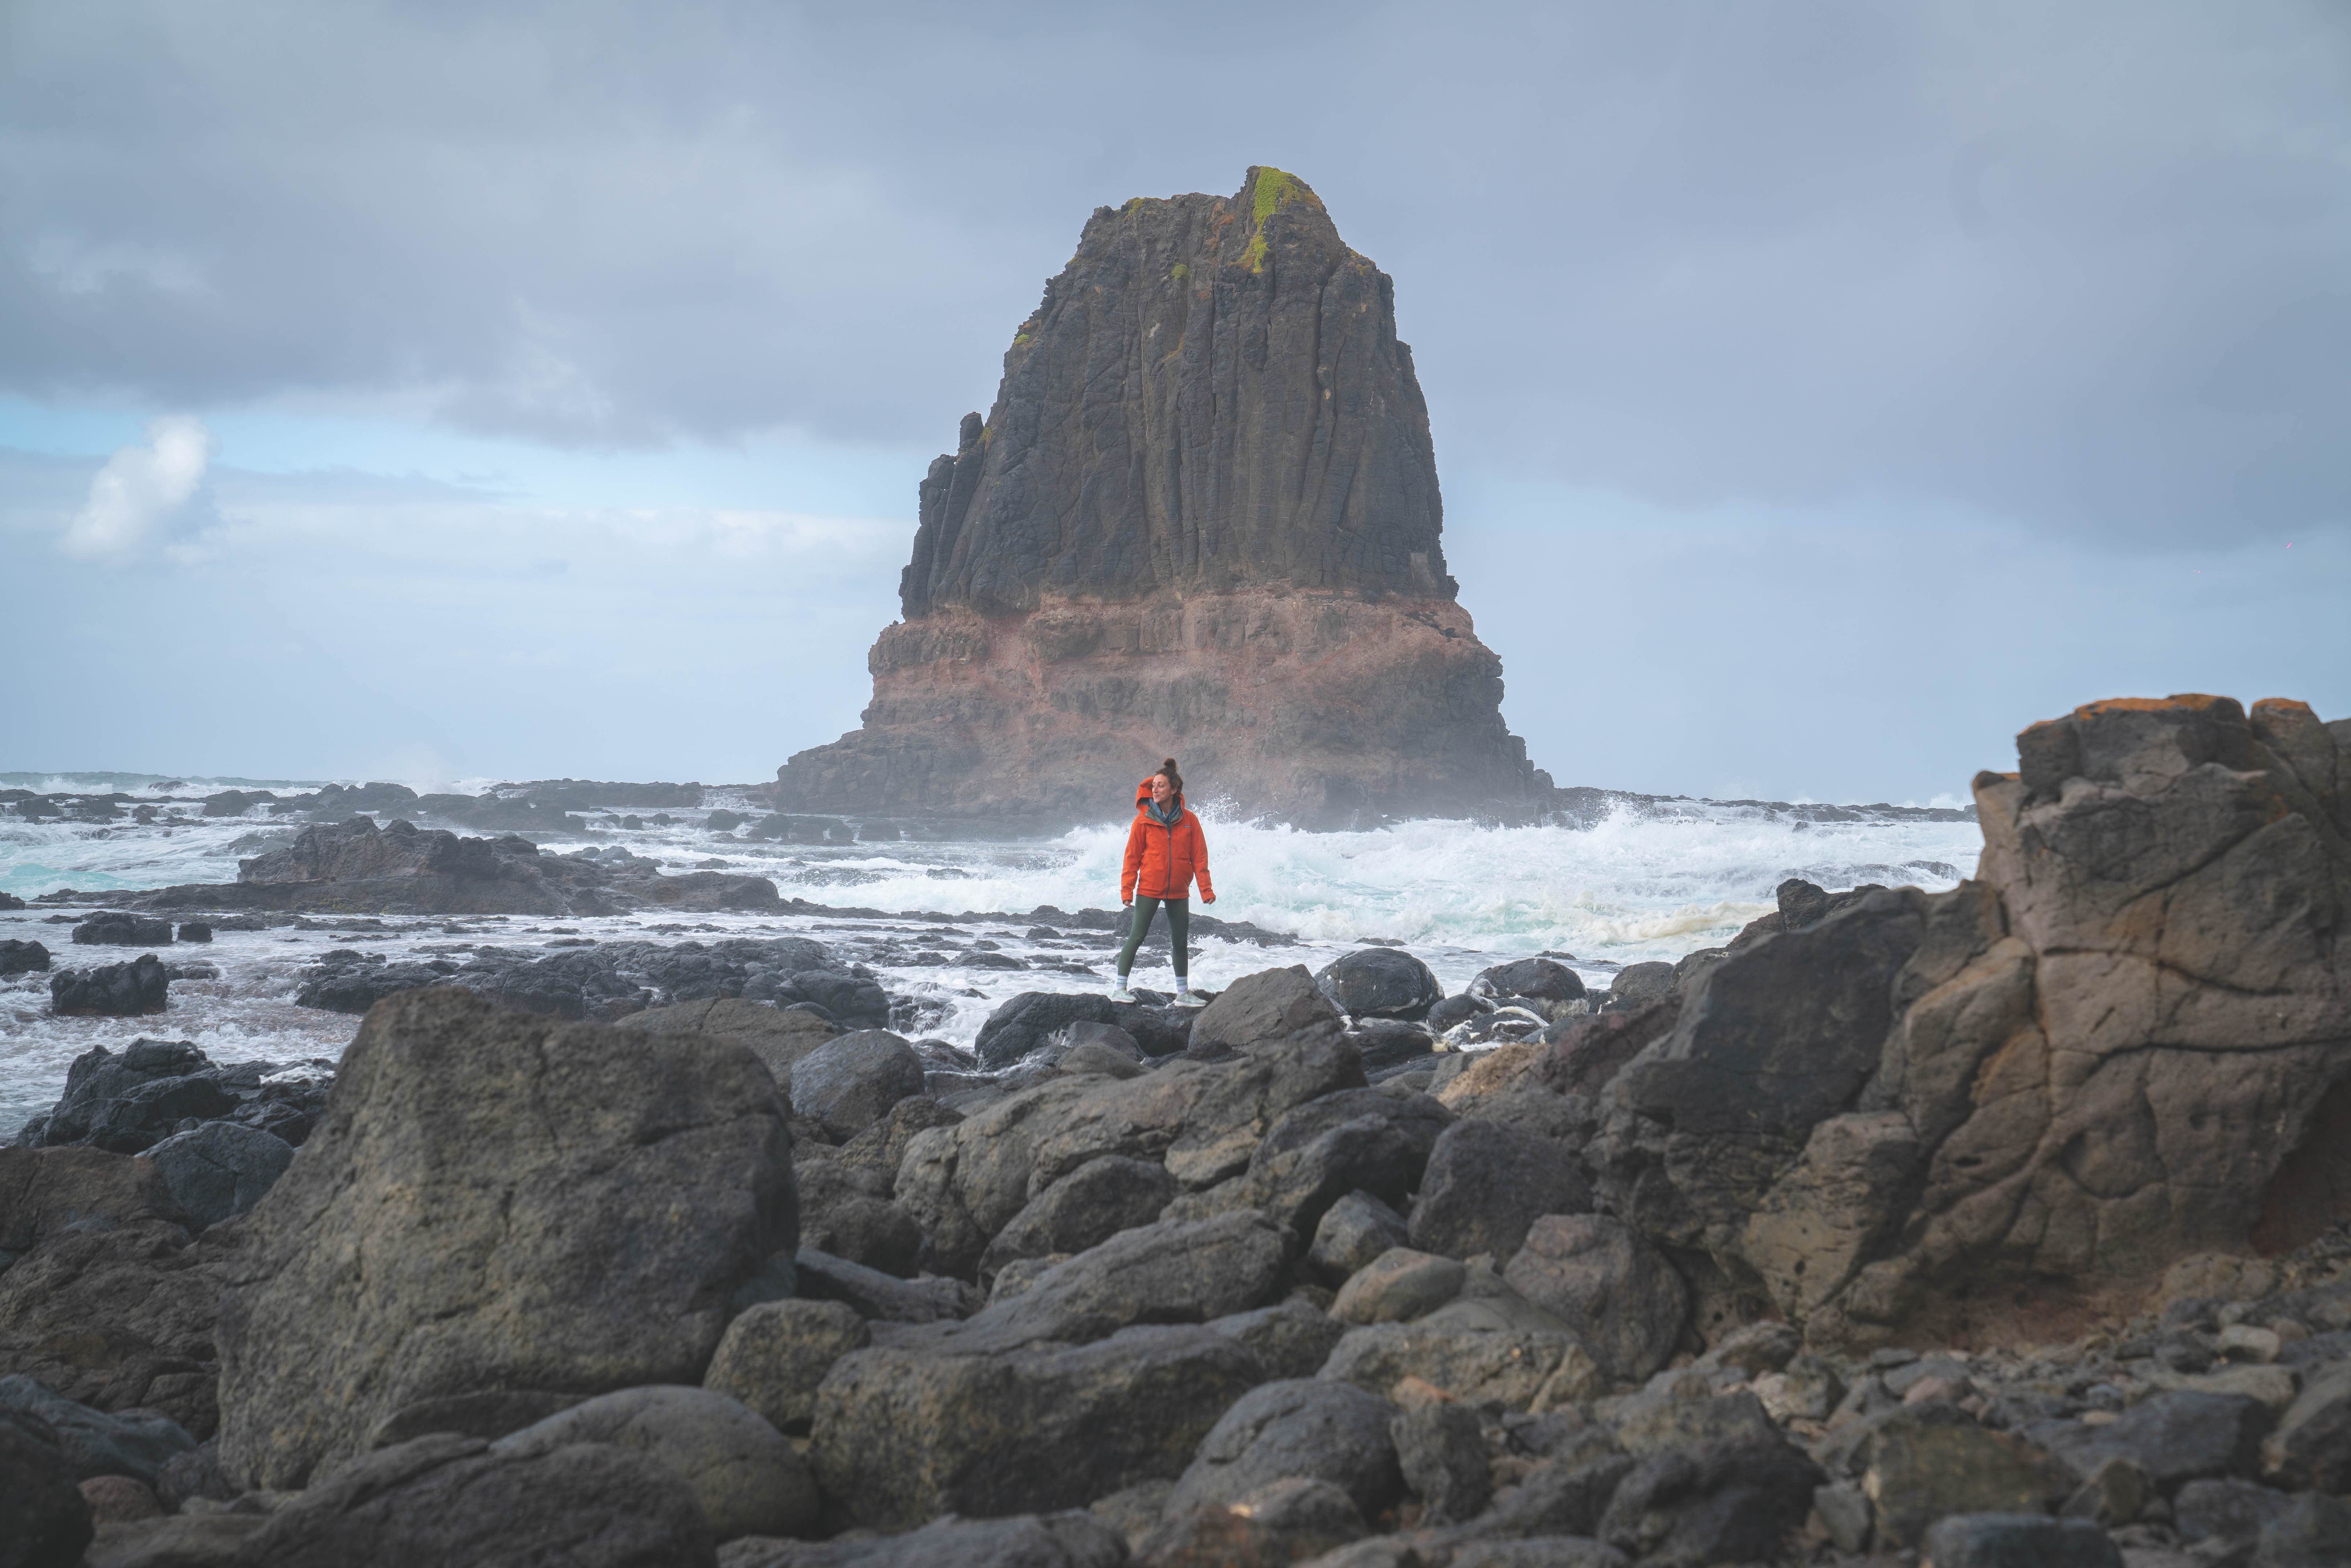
1203, 893, 1216, 905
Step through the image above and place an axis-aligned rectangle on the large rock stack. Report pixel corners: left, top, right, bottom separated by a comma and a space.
775, 168, 1551, 828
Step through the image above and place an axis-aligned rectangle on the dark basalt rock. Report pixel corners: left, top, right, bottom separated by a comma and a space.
49, 954, 169, 1017
0, 939, 50, 977
71, 912, 174, 947
13, 1039, 334, 1155
1316, 946, 1442, 1021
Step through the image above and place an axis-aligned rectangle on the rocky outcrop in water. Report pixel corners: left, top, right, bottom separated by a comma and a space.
776, 168, 1550, 828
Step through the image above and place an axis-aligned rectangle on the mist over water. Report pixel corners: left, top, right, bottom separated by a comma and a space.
0, 775, 1983, 1133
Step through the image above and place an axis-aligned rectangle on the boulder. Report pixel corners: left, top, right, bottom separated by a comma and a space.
793, 1247, 977, 1324
175, 922, 212, 943
792, 1160, 923, 1278
950, 1212, 1290, 1350
618, 996, 840, 1085
0, 939, 50, 978
1918, 1513, 2124, 1568
975, 992, 1192, 1069
1503, 1216, 1688, 1385
1597, 1437, 1824, 1567
2034, 1391, 2273, 1492
702, 1299, 869, 1434
1449, 1452, 1637, 1547
143, 1122, 292, 1230
0, 1150, 225, 1436
789, 1030, 927, 1142
229, 1432, 714, 1567
1603, 962, 1673, 1009
1309, 1191, 1411, 1286
1347, 1018, 1436, 1074
1391, 1401, 1489, 1523
1320, 1323, 1597, 1412
1607, 1373, 1779, 1458
1593, 695, 2351, 1348
1315, 948, 1442, 1022
1140, 1477, 1367, 1565
364, 1391, 588, 1450
1206, 1300, 1349, 1383
1474, 958, 1587, 1010
1210, 1087, 1450, 1238
979, 1156, 1179, 1282
1166, 1378, 1403, 1519
0, 1412, 93, 1568
1815, 1404, 2073, 1551
71, 914, 174, 947
723, 1511, 1129, 1568
1409, 1119, 1591, 1261
2255, 1492, 2351, 1568
810, 1324, 1268, 1528
78, 1474, 161, 1525
2262, 1363, 2351, 1491
214, 987, 798, 1489
1331, 1249, 1468, 1326
49, 956, 168, 1017
1189, 966, 1350, 1056
491, 1385, 818, 1542
0, 1377, 195, 1486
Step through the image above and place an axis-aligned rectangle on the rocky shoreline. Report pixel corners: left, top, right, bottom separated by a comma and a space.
4, 692, 2350, 1568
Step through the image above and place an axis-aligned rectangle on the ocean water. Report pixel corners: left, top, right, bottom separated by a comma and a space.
0, 776, 1984, 1134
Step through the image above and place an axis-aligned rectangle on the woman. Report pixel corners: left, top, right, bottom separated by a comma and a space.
1113, 758, 1215, 1005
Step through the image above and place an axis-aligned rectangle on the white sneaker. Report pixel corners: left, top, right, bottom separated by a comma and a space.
1173, 990, 1205, 1008
1109, 985, 1136, 1004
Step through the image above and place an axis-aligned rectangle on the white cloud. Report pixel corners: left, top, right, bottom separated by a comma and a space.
60, 415, 214, 564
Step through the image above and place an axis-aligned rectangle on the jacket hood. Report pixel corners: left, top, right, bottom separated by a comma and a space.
1134, 776, 1184, 814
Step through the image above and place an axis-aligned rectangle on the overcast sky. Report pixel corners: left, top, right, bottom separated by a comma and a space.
4, 1, 2346, 802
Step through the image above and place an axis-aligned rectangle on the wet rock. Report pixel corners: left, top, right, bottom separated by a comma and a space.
1604, 962, 1674, 1010
1316, 948, 1442, 1022
1503, 1216, 1687, 1385
1167, 1379, 1402, 1520
1919, 1512, 2123, 1568
0, 938, 51, 978
230, 1432, 713, 1567
1331, 1249, 1468, 1326
72, 914, 174, 947
1309, 1191, 1411, 1286
1473, 958, 1587, 1012
1597, 1436, 1823, 1567
979, 1156, 1179, 1282
49, 956, 168, 1018
1392, 1401, 1489, 1523
491, 1385, 817, 1543
789, 1030, 926, 1142
975, 991, 1193, 1069
1192, 965, 1352, 1055
0, 1377, 195, 1487
143, 1122, 292, 1229
702, 1299, 869, 1435
175, 922, 212, 943
810, 1323, 1266, 1528
1347, 1018, 1436, 1074
0, 1411, 93, 1568
214, 987, 798, 1490
1409, 1119, 1591, 1262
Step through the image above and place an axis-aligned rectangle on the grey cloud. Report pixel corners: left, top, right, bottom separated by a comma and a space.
2, 1, 2346, 543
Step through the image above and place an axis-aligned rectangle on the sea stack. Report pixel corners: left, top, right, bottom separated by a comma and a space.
776, 168, 1551, 828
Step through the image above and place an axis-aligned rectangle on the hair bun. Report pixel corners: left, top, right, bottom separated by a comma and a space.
1160, 758, 1179, 771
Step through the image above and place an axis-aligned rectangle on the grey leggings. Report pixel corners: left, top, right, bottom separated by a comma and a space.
1117, 897, 1190, 979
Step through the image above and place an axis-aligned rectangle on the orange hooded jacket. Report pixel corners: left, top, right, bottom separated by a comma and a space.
1121, 777, 1213, 903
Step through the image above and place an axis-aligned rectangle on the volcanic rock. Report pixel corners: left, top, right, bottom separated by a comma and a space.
775, 168, 1551, 828
1588, 693, 2351, 1348
49, 955, 168, 1017
213, 987, 799, 1489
